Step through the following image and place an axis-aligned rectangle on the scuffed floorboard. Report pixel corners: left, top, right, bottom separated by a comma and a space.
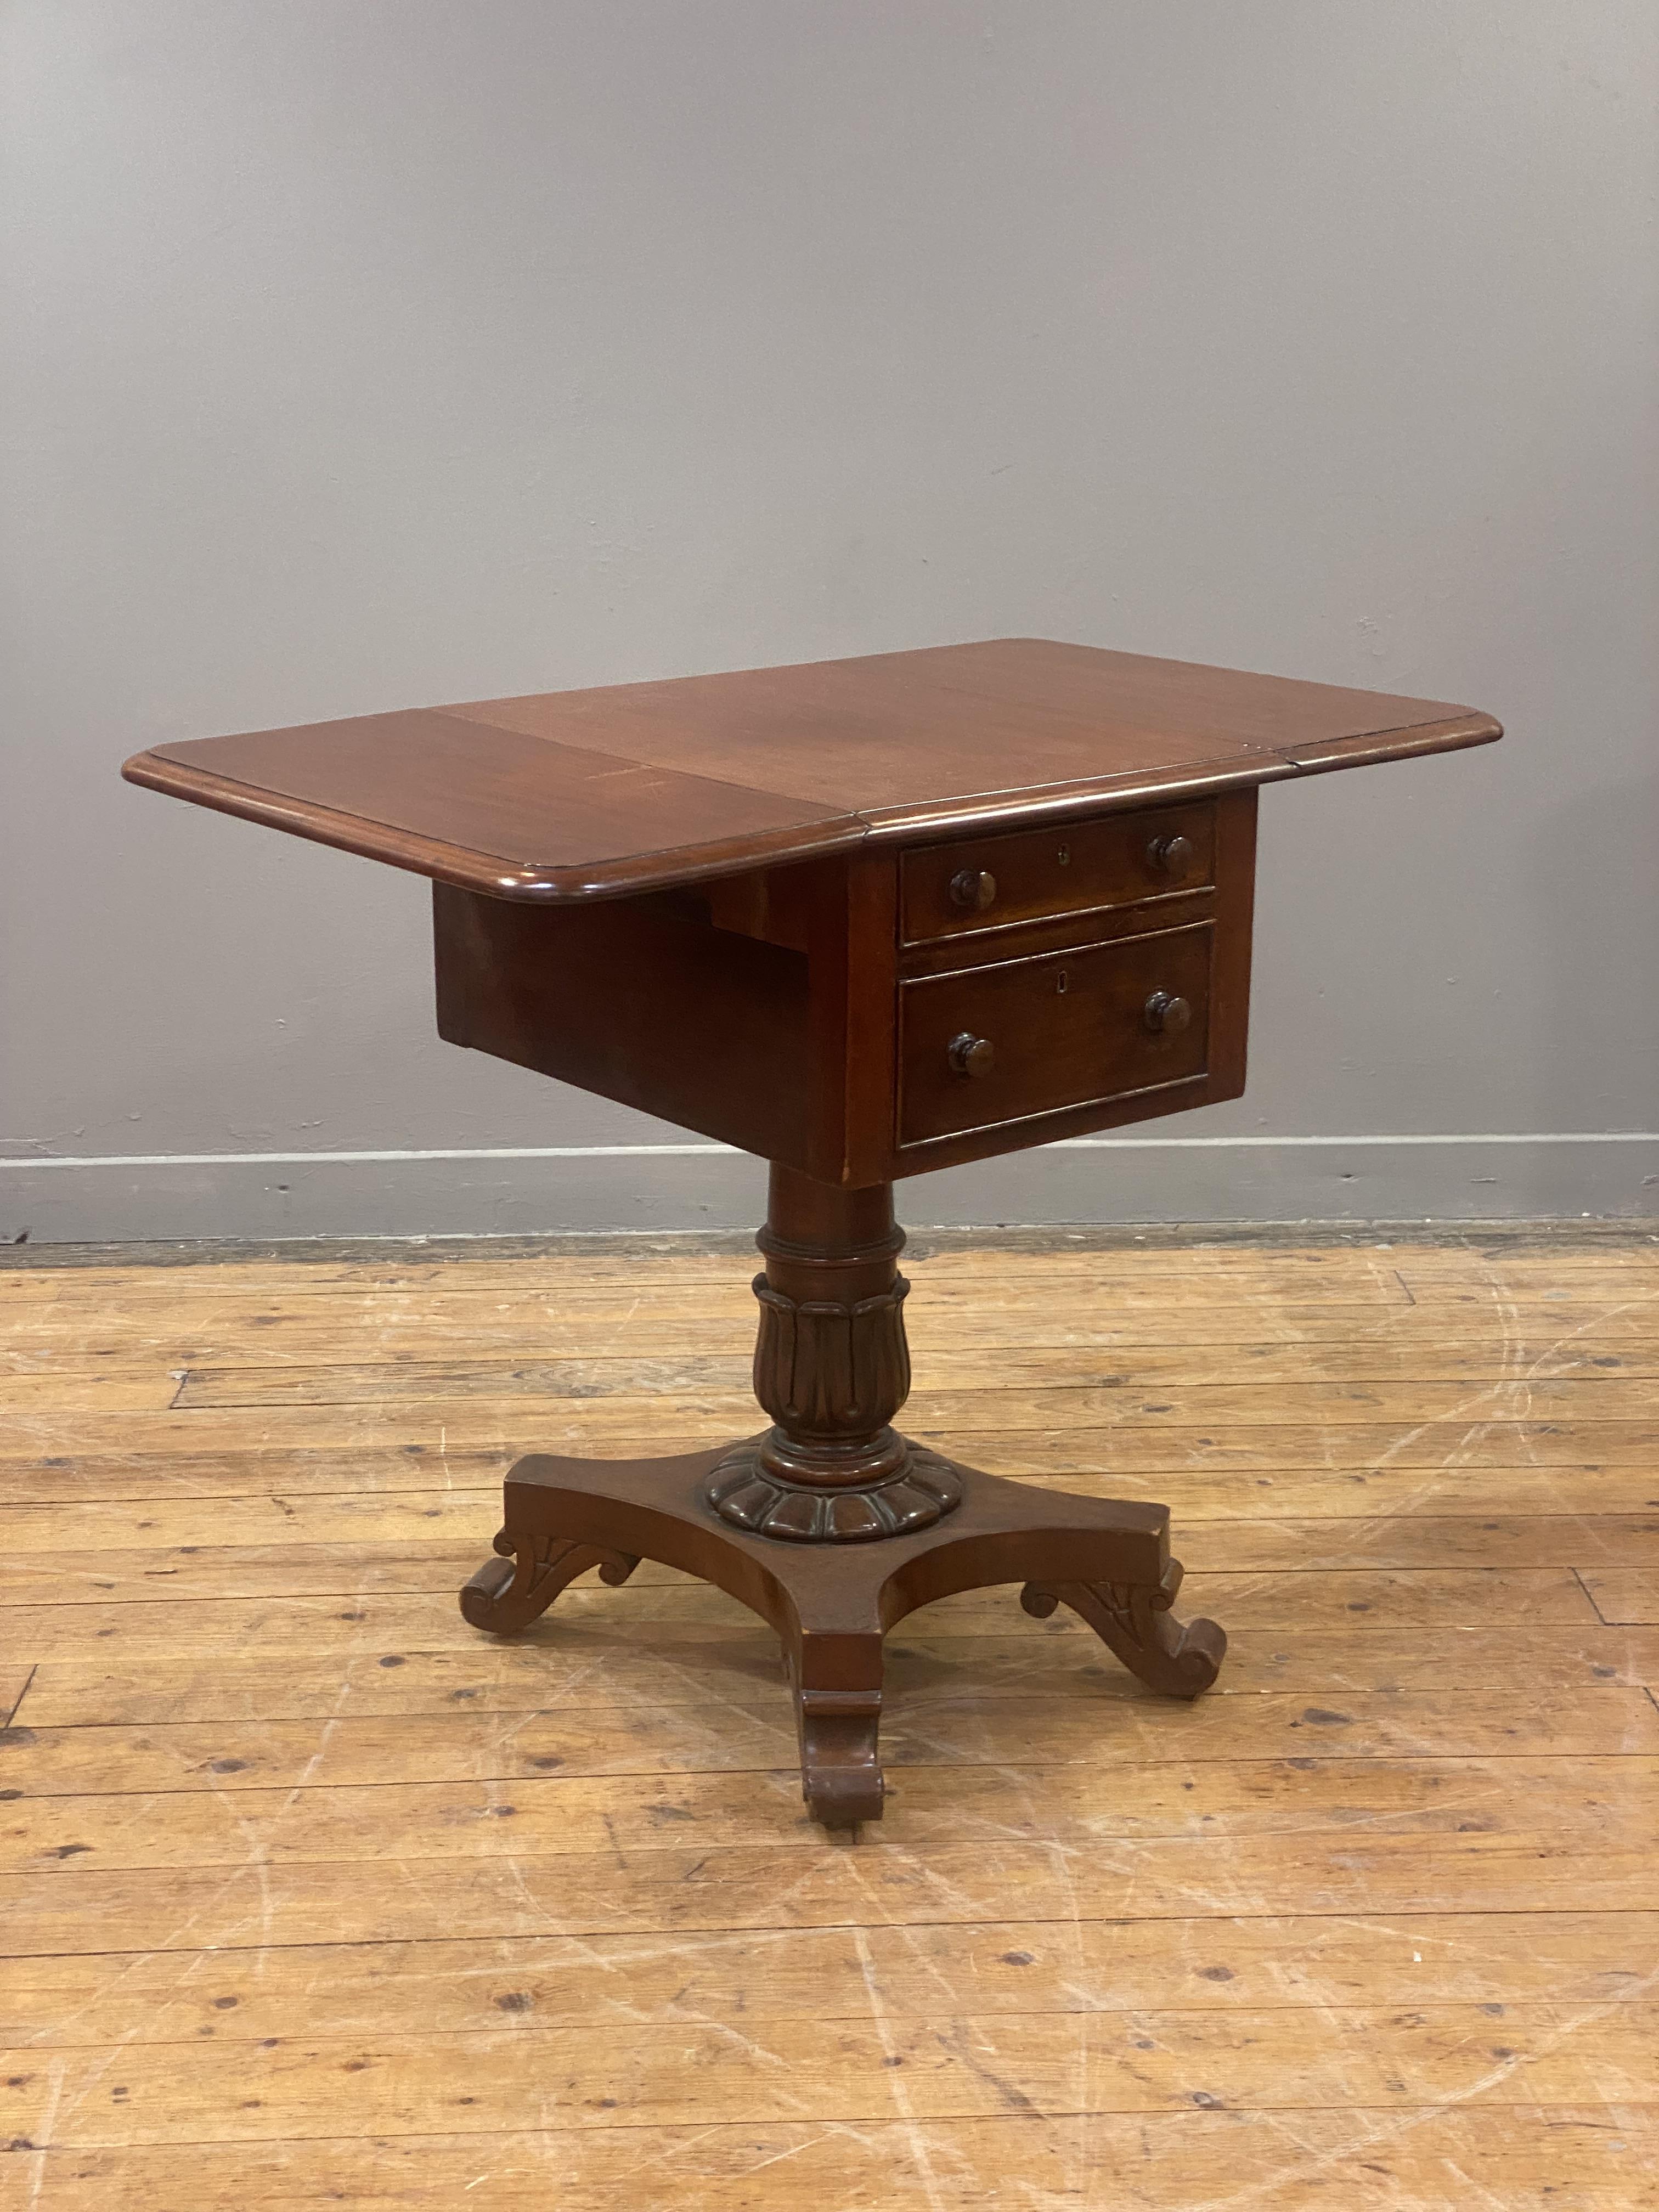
1, 1231, 1656, 2208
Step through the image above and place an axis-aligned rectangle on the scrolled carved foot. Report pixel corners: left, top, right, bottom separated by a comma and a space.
1021, 1558, 1226, 1699
460, 1527, 639, 1636
787, 1659, 885, 1826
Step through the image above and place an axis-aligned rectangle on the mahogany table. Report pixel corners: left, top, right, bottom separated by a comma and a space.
125, 639, 1500, 1827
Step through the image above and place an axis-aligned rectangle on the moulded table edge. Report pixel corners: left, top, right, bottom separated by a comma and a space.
120, 749, 871, 901
121, 708, 1502, 903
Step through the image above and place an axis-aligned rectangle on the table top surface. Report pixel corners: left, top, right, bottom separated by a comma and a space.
123, 637, 1500, 900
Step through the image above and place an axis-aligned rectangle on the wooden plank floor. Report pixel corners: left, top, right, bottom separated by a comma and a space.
2, 1229, 1656, 2209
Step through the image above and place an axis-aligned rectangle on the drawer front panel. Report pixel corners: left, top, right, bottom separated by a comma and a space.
899, 922, 1212, 1147
900, 800, 1216, 946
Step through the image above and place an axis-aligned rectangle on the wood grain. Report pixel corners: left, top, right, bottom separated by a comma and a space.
7, 1741, 1655, 1871
122, 637, 1499, 899
13, 2111, 1652, 2212
4, 1461, 1655, 1567
8, 1911, 1651, 2046
0, 1566, 1608, 1656
11, 1685, 1656, 1802
6, 2004, 1652, 2145
7, 1828, 1654, 1955
11, 1299, 1659, 1370
1, 1231, 1654, 2211
19, 1621, 1655, 1726
1582, 1572, 1659, 1626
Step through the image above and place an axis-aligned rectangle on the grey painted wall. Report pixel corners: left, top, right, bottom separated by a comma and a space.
3, 0, 1656, 1241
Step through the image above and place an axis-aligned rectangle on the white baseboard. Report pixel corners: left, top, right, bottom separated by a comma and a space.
2, 1133, 1656, 1242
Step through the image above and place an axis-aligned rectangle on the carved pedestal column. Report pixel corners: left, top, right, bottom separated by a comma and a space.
463, 1160, 1226, 1824
702, 1165, 963, 1542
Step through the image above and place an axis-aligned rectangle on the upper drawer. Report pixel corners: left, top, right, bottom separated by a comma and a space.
900, 800, 1216, 946
898, 920, 1212, 1148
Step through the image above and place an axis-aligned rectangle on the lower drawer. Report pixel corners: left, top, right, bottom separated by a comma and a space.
898, 921, 1212, 1147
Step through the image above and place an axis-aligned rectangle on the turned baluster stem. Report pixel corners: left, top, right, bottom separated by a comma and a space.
753, 1165, 911, 1487
701, 1165, 962, 1542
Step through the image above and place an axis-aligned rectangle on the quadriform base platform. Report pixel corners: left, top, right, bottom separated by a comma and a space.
126, 638, 1500, 1827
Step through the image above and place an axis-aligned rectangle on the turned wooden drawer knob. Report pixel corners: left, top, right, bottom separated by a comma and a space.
1147, 832, 1194, 879
948, 1031, 996, 1078
949, 867, 997, 912
1143, 990, 1192, 1036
